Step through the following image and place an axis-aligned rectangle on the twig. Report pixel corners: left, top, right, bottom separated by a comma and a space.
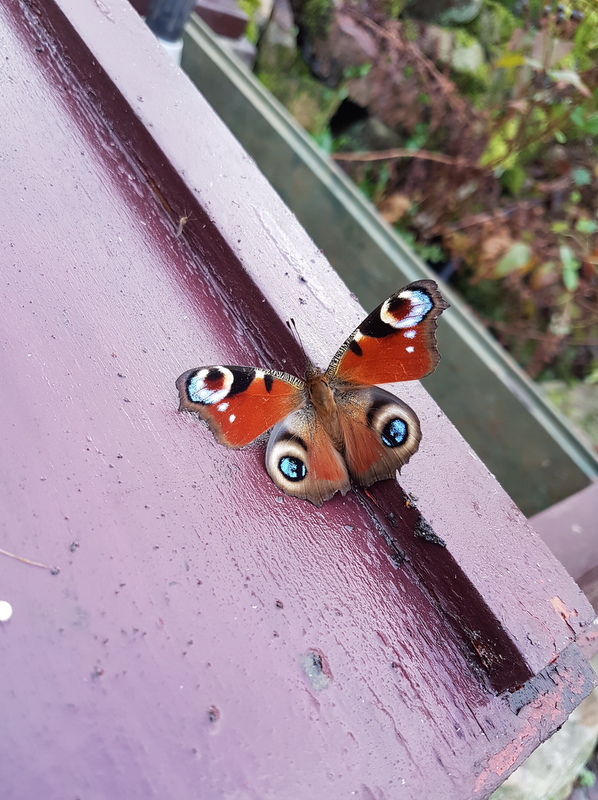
482, 317, 598, 345
0, 547, 59, 574
332, 148, 478, 167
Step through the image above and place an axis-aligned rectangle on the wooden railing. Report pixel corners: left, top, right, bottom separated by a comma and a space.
0, 1, 594, 798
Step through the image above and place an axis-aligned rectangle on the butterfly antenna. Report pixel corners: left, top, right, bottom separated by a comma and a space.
286, 318, 312, 373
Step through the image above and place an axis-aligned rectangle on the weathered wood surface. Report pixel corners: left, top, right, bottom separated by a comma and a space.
531, 482, 598, 652
0, 2, 595, 798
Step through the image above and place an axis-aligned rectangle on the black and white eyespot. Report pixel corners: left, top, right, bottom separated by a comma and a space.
380, 288, 433, 330
267, 431, 309, 487
186, 367, 256, 405
187, 367, 234, 405
356, 287, 434, 340
367, 398, 419, 452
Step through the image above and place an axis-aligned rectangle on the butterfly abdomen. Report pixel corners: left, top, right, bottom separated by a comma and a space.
307, 372, 344, 451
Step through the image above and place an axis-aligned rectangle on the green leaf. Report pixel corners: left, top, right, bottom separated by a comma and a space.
480, 133, 509, 167
313, 129, 333, 154
584, 115, 598, 135
494, 243, 532, 277
569, 109, 598, 135
577, 768, 596, 788
405, 123, 430, 151
501, 166, 526, 196
570, 106, 585, 128
343, 63, 372, 79
495, 54, 527, 69
572, 167, 591, 187
575, 218, 598, 234
550, 221, 568, 233
559, 245, 580, 291
554, 130, 567, 143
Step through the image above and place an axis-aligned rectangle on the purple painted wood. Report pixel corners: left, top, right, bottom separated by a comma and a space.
0, 1, 595, 798
531, 483, 598, 652
532, 483, 598, 585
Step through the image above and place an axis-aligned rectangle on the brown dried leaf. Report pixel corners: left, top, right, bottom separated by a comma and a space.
377, 193, 412, 224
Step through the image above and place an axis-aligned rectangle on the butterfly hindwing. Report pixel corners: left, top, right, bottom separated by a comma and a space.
266, 405, 351, 506
336, 385, 421, 487
326, 280, 450, 386
176, 366, 305, 448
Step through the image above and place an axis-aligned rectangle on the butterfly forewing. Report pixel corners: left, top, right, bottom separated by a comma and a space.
176, 366, 305, 448
326, 280, 449, 386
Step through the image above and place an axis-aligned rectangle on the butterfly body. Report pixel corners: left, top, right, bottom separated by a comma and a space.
303, 367, 344, 449
177, 280, 449, 505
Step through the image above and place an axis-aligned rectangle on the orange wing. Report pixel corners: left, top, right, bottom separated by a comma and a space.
176, 366, 305, 448
327, 280, 449, 386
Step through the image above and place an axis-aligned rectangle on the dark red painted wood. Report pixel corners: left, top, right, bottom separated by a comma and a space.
194, 0, 248, 39
0, 1, 594, 798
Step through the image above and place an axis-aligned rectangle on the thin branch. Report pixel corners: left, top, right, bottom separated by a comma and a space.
346, 9, 470, 118
483, 317, 598, 345
0, 547, 59, 574
332, 148, 478, 167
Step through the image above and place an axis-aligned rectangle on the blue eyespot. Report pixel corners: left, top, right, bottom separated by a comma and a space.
409, 290, 433, 322
381, 418, 407, 448
279, 456, 307, 482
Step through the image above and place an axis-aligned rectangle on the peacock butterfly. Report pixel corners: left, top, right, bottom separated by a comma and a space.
176, 280, 449, 506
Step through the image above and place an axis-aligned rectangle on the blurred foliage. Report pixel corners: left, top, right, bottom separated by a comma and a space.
253, 0, 598, 399
328, 0, 598, 385
237, 0, 261, 42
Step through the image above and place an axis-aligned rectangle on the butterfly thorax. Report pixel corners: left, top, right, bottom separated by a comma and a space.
305, 368, 344, 451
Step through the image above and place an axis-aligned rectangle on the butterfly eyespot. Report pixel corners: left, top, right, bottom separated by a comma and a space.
383, 290, 433, 330
188, 367, 234, 405
381, 418, 408, 448
278, 456, 307, 482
